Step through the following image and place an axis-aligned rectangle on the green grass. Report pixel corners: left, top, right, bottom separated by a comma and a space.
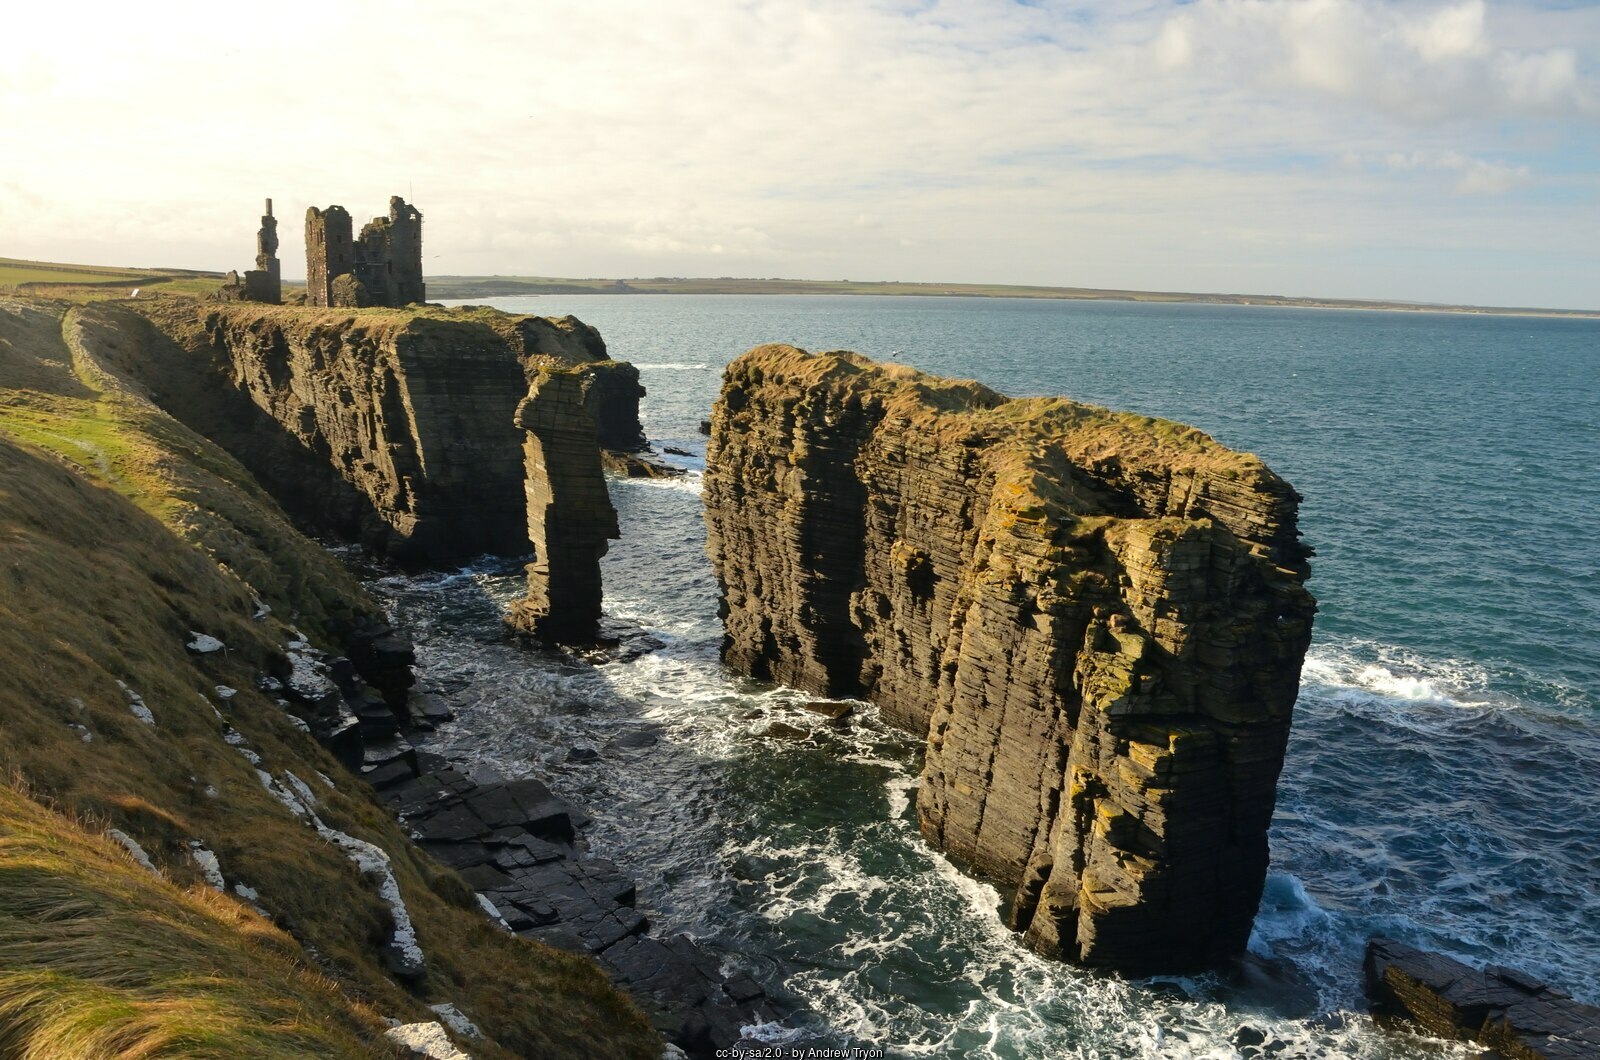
0, 258, 247, 304
0, 294, 663, 1059
0, 258, 153, 286
0, 780, 401, 1060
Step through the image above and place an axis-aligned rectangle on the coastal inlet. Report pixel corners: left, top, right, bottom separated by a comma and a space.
386, 292, 1600, 1059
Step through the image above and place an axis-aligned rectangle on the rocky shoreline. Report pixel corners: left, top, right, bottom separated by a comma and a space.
1366, 939, 1600, 1060
380, 750, 779, 1054
272, 598, 790, 1057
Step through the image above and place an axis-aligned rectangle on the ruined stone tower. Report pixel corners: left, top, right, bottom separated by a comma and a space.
357, 197, 425, 307
305, 196, 424, 308
216, 198, 283, 304
305, 205, 356, 307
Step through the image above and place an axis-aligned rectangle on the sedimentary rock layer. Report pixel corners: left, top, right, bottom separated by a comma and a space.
1366, 938, 1600, 1059
704, 345, 1315, 972
508, 368, 620, 642
127, 302, 643, 567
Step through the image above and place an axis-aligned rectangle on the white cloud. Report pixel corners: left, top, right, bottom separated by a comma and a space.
1151, 0, 1596, 122
1385, 150, 1534, 194
0, 0, 1596, 307
1405, 1, 1490, 64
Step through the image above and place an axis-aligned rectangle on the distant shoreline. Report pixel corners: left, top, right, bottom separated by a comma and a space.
7, 254, 1597, 319
429, 275, 1600, 320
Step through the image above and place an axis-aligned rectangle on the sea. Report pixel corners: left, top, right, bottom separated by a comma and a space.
371, 295, 1600, 1059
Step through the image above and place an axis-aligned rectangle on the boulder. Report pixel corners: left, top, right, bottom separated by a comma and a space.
1366, 938, 1600, 1059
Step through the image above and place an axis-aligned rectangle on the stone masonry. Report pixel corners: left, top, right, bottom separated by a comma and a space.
306, 196, 424, 308
216, 198, 282, 304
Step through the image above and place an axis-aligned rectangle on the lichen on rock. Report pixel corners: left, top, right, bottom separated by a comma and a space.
704, 344, 1316, 973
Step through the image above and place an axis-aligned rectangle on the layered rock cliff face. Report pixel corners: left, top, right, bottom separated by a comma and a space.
127, 302, 643, 568
508, 368, 620, 642
704, 345, 1315, 972
1366, 938, 1600, 1059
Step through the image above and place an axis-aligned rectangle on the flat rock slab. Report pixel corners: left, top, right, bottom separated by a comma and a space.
600, 931, 779, 1056
1366, 937, 1600, 1059
377, 762, 788, 1055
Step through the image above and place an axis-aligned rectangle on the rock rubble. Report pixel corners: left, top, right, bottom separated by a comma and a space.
377, 752, 781, 1056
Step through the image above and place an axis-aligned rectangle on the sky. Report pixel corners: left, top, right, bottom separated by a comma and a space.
2, 0, 1597, 308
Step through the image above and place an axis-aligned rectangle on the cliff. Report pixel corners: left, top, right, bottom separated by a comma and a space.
704, 345, 1315, 972
0, 295, 661, 1057
121, 301, 644, 567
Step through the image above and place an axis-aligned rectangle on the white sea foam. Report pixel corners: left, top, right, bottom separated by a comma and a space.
1248, 873, 1331, 954
632, 362, 710, 370
610, 469, 704, 496
366, 546, 1493, 1059
1301, 641, 1497, 713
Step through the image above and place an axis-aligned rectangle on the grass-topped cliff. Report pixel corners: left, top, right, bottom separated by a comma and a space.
107, 299, 644, 567
705, 344, 1315, 973
0, 294, 661, 1058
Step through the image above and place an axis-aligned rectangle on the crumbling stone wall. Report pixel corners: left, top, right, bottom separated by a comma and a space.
307, 197, 424, 308
216, 199, 282, 304
305, 206, 356, 308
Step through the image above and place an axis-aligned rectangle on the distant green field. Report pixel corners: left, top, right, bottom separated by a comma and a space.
5, 256, 1595, 318
0, 258, 151, 286
0, 257, 240, 301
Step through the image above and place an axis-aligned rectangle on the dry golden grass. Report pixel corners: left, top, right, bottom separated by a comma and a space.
737, 343, 1264, 475
0, 294, 662, 1059
0, 780, 401, 1060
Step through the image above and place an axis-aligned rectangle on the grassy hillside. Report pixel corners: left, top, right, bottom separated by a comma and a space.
0, 780, 400, 1059
0, 259, 151, 286
0, 295, 661, 1059
0, 258, 299, 304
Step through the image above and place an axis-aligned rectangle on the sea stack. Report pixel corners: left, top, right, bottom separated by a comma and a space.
508, 367, 620, 642
703, 345, 1315, 972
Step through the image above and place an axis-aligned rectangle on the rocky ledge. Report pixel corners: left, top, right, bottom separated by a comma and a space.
1366, 938, 1600, 1059
379, 753, 779, 1056
269, 617, 778, 1055
703, 345, 1315, 973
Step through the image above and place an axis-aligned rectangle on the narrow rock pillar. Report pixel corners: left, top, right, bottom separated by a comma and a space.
509, 368, 619, 642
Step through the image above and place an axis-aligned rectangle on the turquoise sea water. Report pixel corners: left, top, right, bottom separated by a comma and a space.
378, 295, 1599, 1058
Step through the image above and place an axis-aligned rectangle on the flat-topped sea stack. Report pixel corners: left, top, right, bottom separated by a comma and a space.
508, 367, 621, 642
704, 345, 1315, 972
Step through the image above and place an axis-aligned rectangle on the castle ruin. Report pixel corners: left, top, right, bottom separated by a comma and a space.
216, 199, 283, 304
305, 196, 425, 308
